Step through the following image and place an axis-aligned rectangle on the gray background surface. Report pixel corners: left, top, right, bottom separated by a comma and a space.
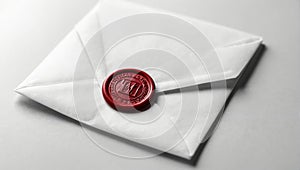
0, 0, 299, 169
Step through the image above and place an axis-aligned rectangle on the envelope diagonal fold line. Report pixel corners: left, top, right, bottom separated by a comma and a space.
15, 30, 262, 92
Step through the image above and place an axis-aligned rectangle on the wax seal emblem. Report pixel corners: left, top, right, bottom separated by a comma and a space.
102, 68, 155, 112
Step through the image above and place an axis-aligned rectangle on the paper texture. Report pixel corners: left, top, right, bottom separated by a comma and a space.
15, 0, 262, 159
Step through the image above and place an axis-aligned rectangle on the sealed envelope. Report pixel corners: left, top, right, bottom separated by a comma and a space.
15, 0, 263, 159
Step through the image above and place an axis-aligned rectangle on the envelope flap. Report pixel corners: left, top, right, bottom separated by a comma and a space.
16, 0, 262, 92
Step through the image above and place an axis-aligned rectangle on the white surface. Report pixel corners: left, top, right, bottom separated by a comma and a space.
0, 0, 300, 169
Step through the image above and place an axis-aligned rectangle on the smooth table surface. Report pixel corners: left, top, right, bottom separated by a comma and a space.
0, 0, 300, 169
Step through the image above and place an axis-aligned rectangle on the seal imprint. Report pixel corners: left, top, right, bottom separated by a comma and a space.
102, 68, 155, 112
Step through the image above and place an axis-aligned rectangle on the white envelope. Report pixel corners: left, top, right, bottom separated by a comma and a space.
15, 0, 263, 159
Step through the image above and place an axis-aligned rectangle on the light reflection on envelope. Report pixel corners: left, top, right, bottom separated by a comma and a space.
15, 0, 263, 159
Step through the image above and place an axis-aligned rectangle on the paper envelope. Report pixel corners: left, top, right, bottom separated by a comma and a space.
15, 0, 263, 159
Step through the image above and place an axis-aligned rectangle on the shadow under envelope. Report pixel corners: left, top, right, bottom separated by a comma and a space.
15, 44, 266, 166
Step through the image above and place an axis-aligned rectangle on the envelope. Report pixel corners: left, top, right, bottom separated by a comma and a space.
15, 0, 263, 159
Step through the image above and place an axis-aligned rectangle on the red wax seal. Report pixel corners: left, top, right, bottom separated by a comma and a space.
102, 68, 155, 112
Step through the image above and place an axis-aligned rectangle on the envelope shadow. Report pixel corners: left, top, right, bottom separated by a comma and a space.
15, 44, 266, 166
